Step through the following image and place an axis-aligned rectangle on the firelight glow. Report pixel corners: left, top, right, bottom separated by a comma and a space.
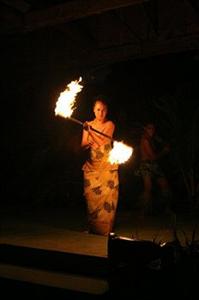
109, 141, 133, 164
55, 77, 133, 165
55, 77, 83, 118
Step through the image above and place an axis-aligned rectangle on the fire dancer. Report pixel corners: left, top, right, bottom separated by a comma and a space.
81, 96, 119, 235
135, 122, 172, 216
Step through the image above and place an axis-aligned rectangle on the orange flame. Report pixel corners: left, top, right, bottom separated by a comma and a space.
55, 77, 83, 118
109, 141, 133, 164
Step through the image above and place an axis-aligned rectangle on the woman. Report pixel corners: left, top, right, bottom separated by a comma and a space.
81, 97, 119, 235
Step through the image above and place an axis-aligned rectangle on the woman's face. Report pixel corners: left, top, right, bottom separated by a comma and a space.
93, 101, 107, 122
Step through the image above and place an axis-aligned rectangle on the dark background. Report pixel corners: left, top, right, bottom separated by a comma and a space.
1, 0, 199, 216
2, 51, 199, 213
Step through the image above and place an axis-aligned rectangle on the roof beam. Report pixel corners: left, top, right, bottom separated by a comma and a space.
0, 0, 30, 13
72, 34, 199, 68
0, 0, 149, 34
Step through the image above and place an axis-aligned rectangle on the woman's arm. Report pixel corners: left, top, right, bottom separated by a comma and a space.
81, 122, 101, 150
81, 122, 92, 149
103, 121, 115, 138
91, 121, 115, 147
81, 120, 115, 149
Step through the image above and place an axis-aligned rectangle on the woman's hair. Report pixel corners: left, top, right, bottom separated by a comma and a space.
92, 94, 109, 109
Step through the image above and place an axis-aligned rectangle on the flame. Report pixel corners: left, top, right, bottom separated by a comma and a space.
109, 141, 133, 164
55, 77, 83, 118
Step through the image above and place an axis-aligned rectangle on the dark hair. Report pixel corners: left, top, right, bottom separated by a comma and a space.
142, 119, 156, 129
92, 94, 109, 108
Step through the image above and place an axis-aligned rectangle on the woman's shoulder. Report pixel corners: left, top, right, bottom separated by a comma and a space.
105, 120, 115, 128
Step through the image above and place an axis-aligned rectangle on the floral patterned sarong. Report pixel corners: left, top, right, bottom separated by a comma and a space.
82, 144, 119, 235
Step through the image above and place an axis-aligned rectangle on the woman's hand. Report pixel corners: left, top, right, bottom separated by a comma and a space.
82, 122, 99, 150
83, 122, 91, 132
